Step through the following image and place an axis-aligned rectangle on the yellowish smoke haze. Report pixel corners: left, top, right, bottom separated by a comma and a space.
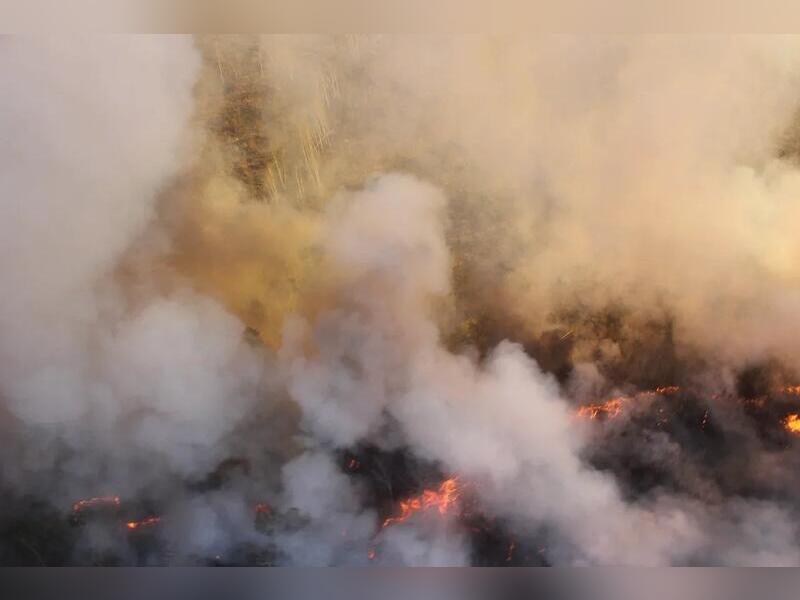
155, 35, 800, 377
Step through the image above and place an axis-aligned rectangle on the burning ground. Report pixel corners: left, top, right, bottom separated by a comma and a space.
7, 35, 800, 565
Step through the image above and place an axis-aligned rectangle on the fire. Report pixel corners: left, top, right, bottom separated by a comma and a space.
71, 496, 120, 514
653, 386, 680, 396
576, 386, 680, 421
784, 414, 800, 435
382, 478, 461, 528
576, 397, 625, 420
782, 386, 800, 396
254, 502, 272, 516
126, 516, 161, 530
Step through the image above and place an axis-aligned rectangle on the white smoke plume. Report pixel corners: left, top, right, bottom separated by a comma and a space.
0, 36, 266, 511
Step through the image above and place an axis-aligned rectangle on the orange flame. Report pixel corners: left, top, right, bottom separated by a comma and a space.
71, 496, 120, 514
576, 386, 680, 421
126, 516, 161, 530
382, 478, 461, 529
653, 386, 680, 396
576, 397, 625, 420
784, 414, 800, 435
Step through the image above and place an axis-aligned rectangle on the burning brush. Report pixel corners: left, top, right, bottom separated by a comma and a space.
575, 386, 681, 421
381, 478, 461, 529
71, 496, 120, 515
126, 516, 161, 531
58, 380, 800, 566
70, 496, 121, 525
784, 414, 800, 435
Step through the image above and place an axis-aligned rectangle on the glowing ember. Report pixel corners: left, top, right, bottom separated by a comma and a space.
71, 496, 120, 514
382, 478, 461, 528
784, 414, 800, 435
639, 386, 681, 398
782, 386, 800, 396
654, 386, 680, 396
126, 516, 161, 531
576, 397, 625, 420
505, 540, 515, 562
742, 397, 767, 408
254, 502, 272, 516
346, 458, 360, 471
368, 548, 376, 560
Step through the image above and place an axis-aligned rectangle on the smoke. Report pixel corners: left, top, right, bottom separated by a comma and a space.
277, 173, 791, 565
6, 35, 800, 565
239, 36, 800, 372
0, 36, 265, 510
230, 38, 800, 564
